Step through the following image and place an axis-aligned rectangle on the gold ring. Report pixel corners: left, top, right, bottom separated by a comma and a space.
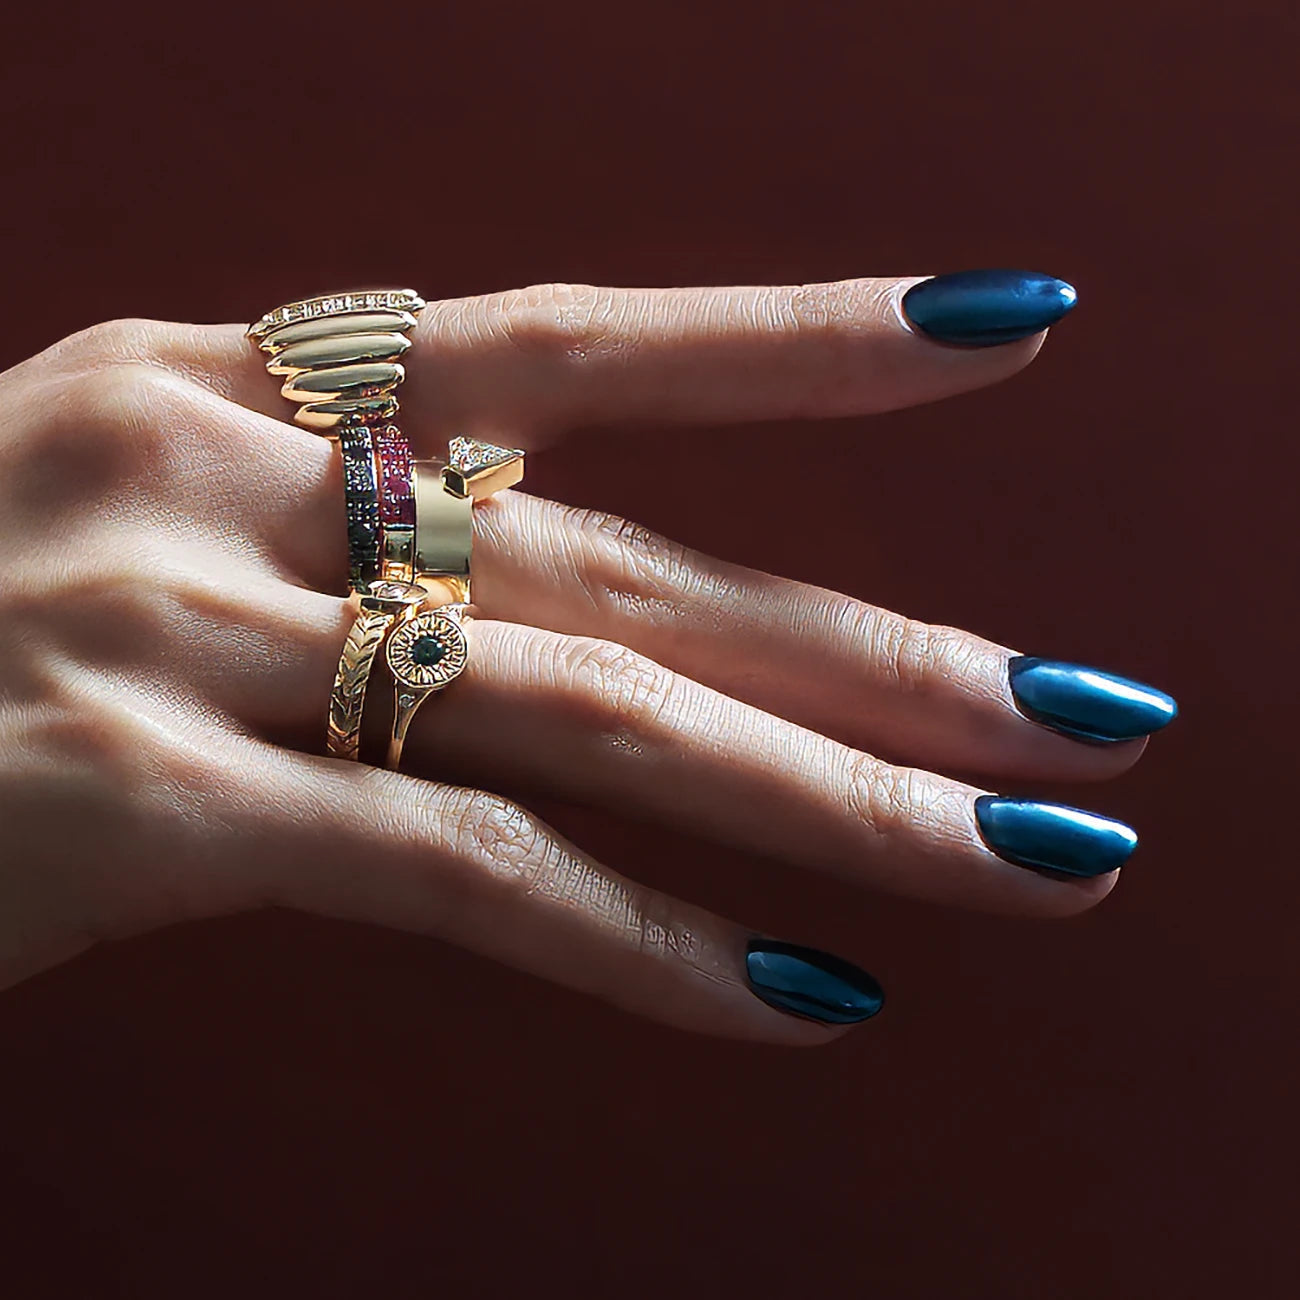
328, 578, 427, 761
247, 288, 424, 435
250, 293, 526, 770
382, 436, 525, 770
412, 436, 525, 603
249, 289, 430, 761
247, 289, 425, 591
384, 606, 471, 770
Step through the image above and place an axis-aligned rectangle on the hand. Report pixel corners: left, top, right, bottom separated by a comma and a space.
0, 272, 1175, 1042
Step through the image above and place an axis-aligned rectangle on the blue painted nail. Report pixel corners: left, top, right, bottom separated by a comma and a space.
902, 269, 1077, 346
1010, 657, 1178, 744
975, 796, 1137, 878
745, 939, 884, 1025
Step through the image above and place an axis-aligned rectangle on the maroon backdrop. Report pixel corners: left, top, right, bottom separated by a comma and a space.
1, 2, 1294, 1296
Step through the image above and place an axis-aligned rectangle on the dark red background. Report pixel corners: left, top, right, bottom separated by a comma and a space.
0, 2, 1294, 1295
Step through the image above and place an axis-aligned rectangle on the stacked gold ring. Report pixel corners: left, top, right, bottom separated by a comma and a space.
381, 437, 526, 768
248, 289, 425, 591
328, 578, 428, 761
248, 289, 524, 769
247, 288, 423, 433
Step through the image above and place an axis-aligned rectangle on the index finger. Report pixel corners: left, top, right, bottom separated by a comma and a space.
70, 270, 1076, 445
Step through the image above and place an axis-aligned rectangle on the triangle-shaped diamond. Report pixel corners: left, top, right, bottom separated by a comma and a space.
444, 436, 526, 499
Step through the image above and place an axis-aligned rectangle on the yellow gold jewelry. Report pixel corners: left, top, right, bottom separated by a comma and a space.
442, 435, 526, 500
382, 436, 525, 770
411, 437, 525, 603
248, 285, 526, 770
247, 289, 425, 435
247, 289, 426, 591
384, 607, 470, 770
328, 579, 427, 761
413, 457, 472, 604
250, 289, 431, 764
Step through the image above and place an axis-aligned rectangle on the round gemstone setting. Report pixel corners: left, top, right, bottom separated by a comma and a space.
412, 634, 446, 667
385, 611, 468, 689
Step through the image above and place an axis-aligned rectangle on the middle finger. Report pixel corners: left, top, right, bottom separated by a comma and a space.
469, 492, 1175, 782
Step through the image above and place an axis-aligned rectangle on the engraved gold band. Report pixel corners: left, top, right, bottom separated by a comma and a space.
327, 580, 428, 761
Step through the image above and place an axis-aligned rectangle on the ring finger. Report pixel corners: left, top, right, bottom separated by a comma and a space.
232, 598, 1135, 920
376, 619, 1135, 918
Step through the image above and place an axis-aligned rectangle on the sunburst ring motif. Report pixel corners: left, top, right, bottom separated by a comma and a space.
385, 612, 468, 691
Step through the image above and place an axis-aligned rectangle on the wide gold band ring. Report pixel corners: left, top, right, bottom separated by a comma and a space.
382, 437, 525, 769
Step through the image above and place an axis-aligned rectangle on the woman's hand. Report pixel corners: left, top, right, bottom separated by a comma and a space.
0, 272, 1175, 1042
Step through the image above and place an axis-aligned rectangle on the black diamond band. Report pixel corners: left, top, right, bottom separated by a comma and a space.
339, 424, 381, 590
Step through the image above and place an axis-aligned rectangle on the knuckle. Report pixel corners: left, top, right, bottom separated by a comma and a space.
572, 505, 685, 573
66, 359, 178, 430
782, 278, 892, 336
559, 636, 675, 737
41, 362, 186, 490
444, 787, 555, 892
845, 752, 917, 847
0, 559, 177, 688
6, 688, 150, 809
497, 281, 618, 362
559, 504, 704, 619
626, 883, 702, 965
49, 317, 164, 367
448, 788, 544, 869
0, 363, 182, 508
844, 751, 966, 858
438, 787, 699, 966
873, 614, 974, 700
1, 682, 227, 921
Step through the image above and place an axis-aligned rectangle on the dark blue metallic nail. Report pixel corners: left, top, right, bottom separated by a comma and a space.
902, 269, 1077, 346
1009, 656, 1178, 744
745, 939, 884, 1025
975, 796, 1136, 878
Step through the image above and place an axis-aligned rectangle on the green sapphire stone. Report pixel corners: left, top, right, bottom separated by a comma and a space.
411, 634, 446, 667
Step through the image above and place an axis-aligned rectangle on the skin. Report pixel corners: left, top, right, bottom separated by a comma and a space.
0, 276, 1140, 1046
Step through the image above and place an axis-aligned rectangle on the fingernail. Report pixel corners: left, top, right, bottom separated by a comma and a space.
745, 939, 885, 1025
975, 796, 1136, 878
1009, 656, 1178, 744
902, 269, 1077, 346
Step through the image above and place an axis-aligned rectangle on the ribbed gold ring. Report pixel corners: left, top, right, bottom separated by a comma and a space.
247, 289, 424, 437
247, 289, 426, 590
